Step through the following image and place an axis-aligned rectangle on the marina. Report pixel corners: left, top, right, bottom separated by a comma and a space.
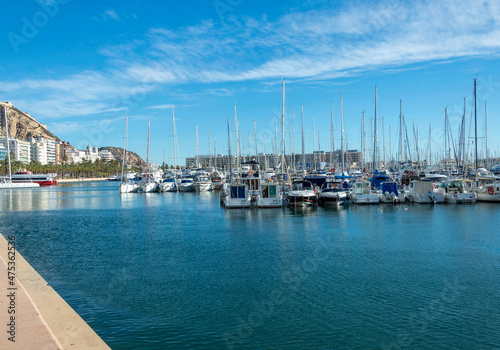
1, 181, 500, 349
3, 1, 500, 349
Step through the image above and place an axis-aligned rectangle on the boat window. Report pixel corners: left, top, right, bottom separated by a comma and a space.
269, 185, 276, 198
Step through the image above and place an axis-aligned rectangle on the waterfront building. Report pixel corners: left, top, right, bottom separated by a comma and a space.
99, 149, 115, 162
0, 138, 31, 163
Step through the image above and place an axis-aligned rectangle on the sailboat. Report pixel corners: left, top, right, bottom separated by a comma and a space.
139, 120, 159, 193
118, 116, 140, 193
159, 107, 179, 193
0, 106, 39, 189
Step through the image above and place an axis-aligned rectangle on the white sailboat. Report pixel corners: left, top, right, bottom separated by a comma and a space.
139, 120, 159, 193
118, 116, 140, 193
0, 106, 39, 189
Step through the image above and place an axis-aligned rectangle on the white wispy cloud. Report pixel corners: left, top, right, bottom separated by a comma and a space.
4, 0, 500, 119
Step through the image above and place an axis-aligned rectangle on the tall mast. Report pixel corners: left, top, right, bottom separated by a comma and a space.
301, 104, 305, 172
172, 107, 178, 175
485, 101, 488, 169
373, 85, 377, 172
281, 78, 285, 179
293, 108, 296, 174
120, 115, 128, 183
361, 111, 365, 172
208, 129, 211, 168
340, 93, 345, 175
313, 116, 316, 171
474, 78, 478, 181
330, 101, 334, 170
227, 117, 231, 182
462, 98, 466, 173
399, 100, 402, 171
146, 119, 150, 181
214, 135, 217, 169
275, 118, 278, 170
382, 117, 386, 169
4, 107, 12, 180
234, 104, 240, 173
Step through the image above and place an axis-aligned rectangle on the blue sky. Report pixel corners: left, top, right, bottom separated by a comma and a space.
2, 0, 500, 165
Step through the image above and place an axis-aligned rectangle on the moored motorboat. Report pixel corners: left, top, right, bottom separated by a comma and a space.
287, 180, 316, 206
256, 182, 282, 208
317, 180, 347, 206
224, 183, 251, 209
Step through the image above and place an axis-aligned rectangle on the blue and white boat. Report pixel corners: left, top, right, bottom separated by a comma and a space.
378, 181, 404, 203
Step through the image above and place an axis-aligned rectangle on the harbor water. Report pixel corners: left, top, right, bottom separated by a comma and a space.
1, 181, 499, 349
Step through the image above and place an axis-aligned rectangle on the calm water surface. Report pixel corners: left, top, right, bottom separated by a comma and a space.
1, 181, 499, 349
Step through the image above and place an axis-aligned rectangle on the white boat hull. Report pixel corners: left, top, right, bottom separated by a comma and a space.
444, 192, 477, 203
379, 192, 404, 204
352, 193, 379, 204
159, 182, 177, 192
0, 181, 40, 189
118, 182, 139, 193
195, 183, 212, 192
318, 192, 347, 205
224, 198, 251, 209
139, 182, 158, 193
256, 198, 283, 208
179, 184, 195, 192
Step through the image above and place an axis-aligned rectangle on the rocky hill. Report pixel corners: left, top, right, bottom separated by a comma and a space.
0, 101, 59, 141
99, 147, 145, 168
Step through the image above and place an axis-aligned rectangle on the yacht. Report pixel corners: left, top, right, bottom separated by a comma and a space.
317, 180, 347, 206
287, 180, 316, 206
158, 178, 177, 192
473, 180, 500, 202
178, 177, 195, 192
194, 175, 212, 192
440, 180, 477, 203
351, 180, 379, 204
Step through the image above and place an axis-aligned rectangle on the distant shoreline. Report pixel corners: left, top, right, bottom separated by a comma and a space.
57, 178, 109, 183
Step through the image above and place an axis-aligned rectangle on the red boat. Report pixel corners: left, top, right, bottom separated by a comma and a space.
11, 171, 58, 186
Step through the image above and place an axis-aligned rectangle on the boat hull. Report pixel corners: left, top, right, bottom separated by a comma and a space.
352, 193, 379, 204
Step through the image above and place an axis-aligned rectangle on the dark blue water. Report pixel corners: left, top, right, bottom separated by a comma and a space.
1, 182, 500, 349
